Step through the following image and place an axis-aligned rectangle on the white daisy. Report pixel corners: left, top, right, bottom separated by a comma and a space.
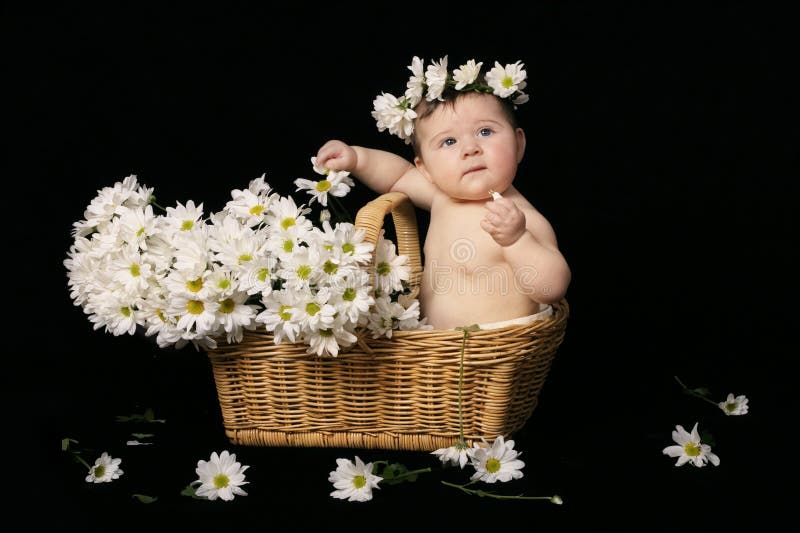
404, 55, 425, 106
469, 435, 525, 483
453, 59, 483, 90
85, 452, 124, 483
194, 450, 249, 501
164, 199, 204, 234
424, 55, 448, 101
718, 393, 749, 416
373, 233, 410, 293
432, 440, 473, 468
225, 177, 273, 227
294, 171, 355, 207
485, 60, 527, 99
662, 423, 720, 467
371, 92, 417, 142
328, 456, 382, 502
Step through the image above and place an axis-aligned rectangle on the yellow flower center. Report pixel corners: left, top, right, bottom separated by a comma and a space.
501, 76, 513, 89
130, 263, 140, 277
181, 220, 194, 231
93, 465, 106, 478
219, 298, 235, 314
281, 217, 296, 231
725, 402, 737, 413
120, 306, 131, 317
320, 328, 333, 337
187, 300, 204, 315
376, 262, 391, 276
238, 253, 252, 264
136, 226, 145, 237
296, 265, 312, 280
342, 243, 355, 255
352, 475, 366, 489
213, 474, 230, 489
486, 458, 501, 473
684, 442, 701, 457
306, 302, 320, 316
187, 278, 203, 293
279, 305, 292, 321
315, 180, 331, 192
249, 204, 265, 216
218, 279, 231, 290
323, 260, 338, 275
257, 268, 270, 282
342, 288, 356, 301
283, 240, 294, 253
157, 310, 167, 322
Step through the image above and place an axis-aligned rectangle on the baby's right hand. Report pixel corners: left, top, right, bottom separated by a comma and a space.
315, 140, 357, 173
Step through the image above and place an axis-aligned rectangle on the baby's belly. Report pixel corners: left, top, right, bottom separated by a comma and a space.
419, 269, 540, 329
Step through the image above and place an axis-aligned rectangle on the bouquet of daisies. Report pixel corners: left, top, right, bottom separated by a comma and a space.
64, 159, 429, 356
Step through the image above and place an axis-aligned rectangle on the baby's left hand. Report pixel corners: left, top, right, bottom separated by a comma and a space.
480, 197, 527, 246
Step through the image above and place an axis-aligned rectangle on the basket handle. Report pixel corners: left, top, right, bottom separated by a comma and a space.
354, 191, 423, 294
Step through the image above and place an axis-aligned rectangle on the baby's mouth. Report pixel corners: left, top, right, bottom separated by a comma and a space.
463, 166, 486, 176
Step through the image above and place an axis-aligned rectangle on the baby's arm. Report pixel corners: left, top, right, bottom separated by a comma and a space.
316, 140, 435, 210
481, 197, 571, 304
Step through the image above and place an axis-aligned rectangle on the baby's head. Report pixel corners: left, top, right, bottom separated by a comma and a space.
371, 56, 530, 200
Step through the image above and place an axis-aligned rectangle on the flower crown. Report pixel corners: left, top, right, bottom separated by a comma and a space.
371, 56, 530, 143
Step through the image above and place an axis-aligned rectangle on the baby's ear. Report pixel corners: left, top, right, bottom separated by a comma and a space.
515, 128, 527, 163
414, 156, 434, 183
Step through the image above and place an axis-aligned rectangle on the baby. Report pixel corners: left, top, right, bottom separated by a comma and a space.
315, 56, 570, 329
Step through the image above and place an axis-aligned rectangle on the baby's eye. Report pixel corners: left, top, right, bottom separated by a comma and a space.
440, 138, 457, 147
477, 127, 493, 137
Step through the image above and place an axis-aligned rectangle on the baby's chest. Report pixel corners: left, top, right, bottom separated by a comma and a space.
424, 210, 503, 271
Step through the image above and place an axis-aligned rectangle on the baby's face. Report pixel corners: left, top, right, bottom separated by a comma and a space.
413, 93, 525, 201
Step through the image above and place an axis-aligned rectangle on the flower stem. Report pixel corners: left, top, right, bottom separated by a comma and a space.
441, 481, 562, 503
73, 453, 91, 469
458, 328, 468, 442
391, 467, 432, 481
674, 375, 719, 407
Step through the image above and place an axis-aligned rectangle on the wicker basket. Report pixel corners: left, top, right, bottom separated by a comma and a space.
206, 192, 568, 450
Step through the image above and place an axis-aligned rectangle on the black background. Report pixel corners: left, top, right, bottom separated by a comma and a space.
8, 3, 794, 531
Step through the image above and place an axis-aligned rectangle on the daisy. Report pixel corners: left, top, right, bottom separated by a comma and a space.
225, 176, 273, 227
404, 55, 425, 106
373, 232, 410, 293
294, 170, 355, 207
328, 456, 382, 502
371, 92, 417, 142
469, 435, 525, 483
662, 423, 720, 467
485, 61, 527, 99
86, 452, 124, 483
453, 59, 483, 90
424, 55, 448, 101
164, 199, 204, 234
194, 450, 249, 501
432, 440, 473, 468
718, 393, 749, 416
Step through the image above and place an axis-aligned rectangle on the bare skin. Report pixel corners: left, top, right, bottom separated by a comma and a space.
316, 93, 570, 329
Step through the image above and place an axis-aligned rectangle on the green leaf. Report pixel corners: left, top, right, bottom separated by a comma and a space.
131, 433, 155, 439
132, 494, 158, 504
691, 387, 711, 397
180, 484, 206, 500
116, 410, 166, 424
379, 463, 420, 485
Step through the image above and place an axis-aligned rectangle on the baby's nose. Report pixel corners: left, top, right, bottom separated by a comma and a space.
461, 143, 481, 158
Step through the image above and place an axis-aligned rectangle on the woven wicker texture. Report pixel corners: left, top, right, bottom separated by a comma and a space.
207, 192, 568, 450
